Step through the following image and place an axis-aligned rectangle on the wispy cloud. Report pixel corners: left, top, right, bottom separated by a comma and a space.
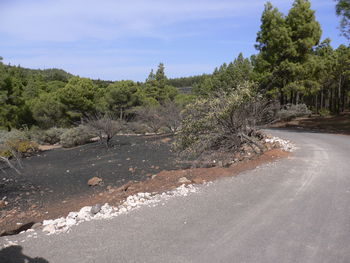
0, 0, 276, 42
0, 0, 344, 81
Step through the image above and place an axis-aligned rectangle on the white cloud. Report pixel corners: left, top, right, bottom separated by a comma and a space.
0, 0, 279, 42
0, 0, 341, 81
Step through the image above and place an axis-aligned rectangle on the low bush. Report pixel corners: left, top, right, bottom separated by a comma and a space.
175, 85, 272, 161
85, 114, 125, 147
0, 139, 39, 158
40, 127, 67, 144
277, 104, 311, 121
126, 121, 151, 134
319, 108, 330, 117
0, 129, 28, 145
59, 125, 96, 148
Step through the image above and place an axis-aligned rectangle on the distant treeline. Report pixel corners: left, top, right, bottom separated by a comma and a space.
0, 61, 194, 130
168, 74, 209, 88
1, 0, 350, 131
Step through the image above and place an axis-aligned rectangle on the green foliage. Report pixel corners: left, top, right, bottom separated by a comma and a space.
176, 83, 269, 159
193, 53, 253, 96
254, 0, 322, 106
39, 127, 67, 144
167, 74, 209, 88
335, 0, 350, 39
174, 94, 196, 108
144, 63, 179, 102
0, 129, 29, 145
103, 80, 143, 119
0, 139, 39, 158
0, 129, 38, 157
277, 104, 311, 121
31, 93, 67, 128
59, 125, 95, 148
193, 54, 253, 96
57, 77, 97, 121
0, 0, 349, 134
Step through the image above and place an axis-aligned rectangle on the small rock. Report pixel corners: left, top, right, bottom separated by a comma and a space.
77, 206, 92, 221
178, 177, 191, 184
191, 178, 205, 184
31, 222, 42, 230
55, 218, 66, 229
151, 174, 158, 179
43, 219, 54, 226
90, 204, 102, 214
67, 212, 78, 219
88, 177, 103, 186
66, 218, 76, 227
43, 224, 55, 234
0, 200, 6, 208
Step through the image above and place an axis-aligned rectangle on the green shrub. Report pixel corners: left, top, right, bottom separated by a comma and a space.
40, 127, 67, 144
0, 129, 28, 145
126, 121, 151, 134
277, 104, 311, 121
319, 108, 330, 117
60, 125, 96, 148
0, 139, 39, 157
175, 86, 270, 159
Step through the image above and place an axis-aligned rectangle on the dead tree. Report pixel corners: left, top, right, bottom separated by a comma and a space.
85, 114, 124, 147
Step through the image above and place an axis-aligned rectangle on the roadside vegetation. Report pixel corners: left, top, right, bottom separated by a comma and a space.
0, 0, 349, 167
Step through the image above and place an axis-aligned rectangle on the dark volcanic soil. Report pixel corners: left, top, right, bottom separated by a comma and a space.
0, 134, 186, 213
271, 112, 350, 135
0, 133, 289, 235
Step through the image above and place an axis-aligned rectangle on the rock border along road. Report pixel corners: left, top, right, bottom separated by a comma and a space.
1, 129, 350, 263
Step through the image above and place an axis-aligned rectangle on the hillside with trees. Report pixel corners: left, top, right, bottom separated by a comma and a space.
0, 0, 349, 159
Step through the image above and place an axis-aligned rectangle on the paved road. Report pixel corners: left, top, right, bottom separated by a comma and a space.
1, 129, 350, 263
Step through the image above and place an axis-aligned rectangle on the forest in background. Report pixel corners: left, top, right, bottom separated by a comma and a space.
0, 0, 350, 132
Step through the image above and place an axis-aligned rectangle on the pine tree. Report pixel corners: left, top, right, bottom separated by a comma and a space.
255, 0, 321, 105
335, 0, 350, 39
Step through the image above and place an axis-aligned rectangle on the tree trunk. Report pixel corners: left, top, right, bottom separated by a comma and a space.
338, 76, 342, 114
296, 92, 300, 105
330, 88, 333, 113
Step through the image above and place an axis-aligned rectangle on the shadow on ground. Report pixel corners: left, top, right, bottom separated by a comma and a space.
0, 246, 49, 263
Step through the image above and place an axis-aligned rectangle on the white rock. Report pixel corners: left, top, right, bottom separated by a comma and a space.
55, 218, 67, 229
65, 218, 76, 227
178, 177, 191, 184
42, 224, 55, 234
77, 206, 92, 221
67, 212, 78, 219
34, 184, 201, 237
42, 219, 54, 226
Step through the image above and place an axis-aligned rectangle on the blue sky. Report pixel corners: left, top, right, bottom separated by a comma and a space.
0, 0, 347, 81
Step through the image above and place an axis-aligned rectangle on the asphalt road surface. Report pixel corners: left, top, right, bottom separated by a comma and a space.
1, 129, 350, 263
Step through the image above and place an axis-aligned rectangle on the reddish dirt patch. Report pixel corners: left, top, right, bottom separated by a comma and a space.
38, 145, 62, 151
0, 148, 288, 236
272, 112, 350, 135
160, 137, 172, 143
